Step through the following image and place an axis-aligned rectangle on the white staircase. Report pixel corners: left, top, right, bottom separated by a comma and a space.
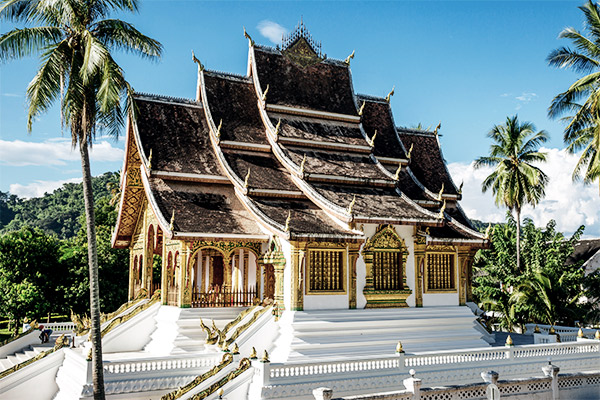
0, 330, 70, 373
272, 306, 491, 362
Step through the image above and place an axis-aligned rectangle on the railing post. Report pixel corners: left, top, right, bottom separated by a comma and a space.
542, 362, 560, 400
252, 359, 270, 387
402, 369, 421, 400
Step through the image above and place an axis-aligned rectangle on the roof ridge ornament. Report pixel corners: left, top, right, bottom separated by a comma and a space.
438, 200, 446, 219
484, 223, 492, 239
299, 153, 307, 176
280, 19, 326, 68
434, 122, 442, 136
262, 84, 269, 102
191, 50, 204, 71
458, 181, 463, 195
147, 148, 153, 170
244, 168, 251, 188
274, 118, 281, 137
284, 211, 291, 232
368, 130, 377, 147
437, 183, 445, 201
358, 101, 366, 116
169, 209, 175, 231
243, 26, 255, 47
344, 49, 355, 65
385, 86, 395, 103
347, 195, 356, 215
216, 119, 223, 141
407, 143, 414, 160
394, 163, 402, 181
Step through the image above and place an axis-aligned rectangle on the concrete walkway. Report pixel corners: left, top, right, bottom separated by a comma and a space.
491, 331, 534, 346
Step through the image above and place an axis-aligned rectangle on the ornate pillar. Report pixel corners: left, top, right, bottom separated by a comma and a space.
128, 251, 135, 300
232, 250, 239, 290
208, 256, 214, 289
179, 246, 191, 308
413, 231, 426, 308
201, 255, 207, 292
243, 250, 249, 291
160, 241, 168, 305
290, 241, 305, 311
274, 262, 285, 315
223, 253, 233, 306
459, 249, 476, 303
256, 258, 263, 300
348, 243, 361, 309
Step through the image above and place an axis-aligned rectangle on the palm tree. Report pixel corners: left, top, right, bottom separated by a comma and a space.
0, 1, 161, 398
548, 0, 600, 191
474, 115, 548, 271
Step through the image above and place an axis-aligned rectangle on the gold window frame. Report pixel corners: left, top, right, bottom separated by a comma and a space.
305, 244, 347, 295
424, 251, 457, 293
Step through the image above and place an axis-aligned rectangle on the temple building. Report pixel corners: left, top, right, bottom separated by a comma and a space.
112, 21, 487, 314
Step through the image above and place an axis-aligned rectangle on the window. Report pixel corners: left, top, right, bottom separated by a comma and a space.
307, 249, 345, 293
373, 251, 404, 290
426, 253, 455, 291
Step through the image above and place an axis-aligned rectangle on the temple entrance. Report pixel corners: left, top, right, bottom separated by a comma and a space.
190, 247, 258, 307
264, 264, 275, 300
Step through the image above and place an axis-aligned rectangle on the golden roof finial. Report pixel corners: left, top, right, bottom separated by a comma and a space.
395, 340, 404, 353
191, 50, 204, 71
243, 26, 255, 46
232, 343, 240, 354
216, 119, 222, 140
394, 163, 402, 181
434, 122, 442, 135
437, 183, 445, 201
578, 328, 584, 338
407, 143, 414, 160
368, 130, 377, 147
284, 211, 291, 232
169, 209, 175, 231
438, 200, 446, 219
274, 118, 281, 136
261, 350, 270, 362
347, 195, 356, 215
299, 154, 307, 175
385, 86, 395, 103
358, 100, 366, 116
595, 330, 600, 340
458, 181, 464, 195
344, 49, 355, 65
147, 149, 153, 170
505, 335, 514, 346
244, 168, 251, 188
262, 84, 269, 102
250, 347, 258, 359
484, 223, 491, 239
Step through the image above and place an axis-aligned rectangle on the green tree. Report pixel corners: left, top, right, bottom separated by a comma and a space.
0, 227, 67, 334
0, 1, 162, 397
548, 0, 600, 191
474, 115, 548, 271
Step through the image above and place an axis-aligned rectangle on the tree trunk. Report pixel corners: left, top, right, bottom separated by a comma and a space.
515, 207, 521, 272
79, 140, 105, 400
13, 317, 20, 336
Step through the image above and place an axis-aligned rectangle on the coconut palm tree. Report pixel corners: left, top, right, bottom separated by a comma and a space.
548, 0, 600, 191
474, 115, 548, 271
0, 1, 161, 398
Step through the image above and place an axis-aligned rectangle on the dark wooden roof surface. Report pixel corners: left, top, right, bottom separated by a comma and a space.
222, 151, 296, 191
359, 98, 407, 160
272, 116, 366, 146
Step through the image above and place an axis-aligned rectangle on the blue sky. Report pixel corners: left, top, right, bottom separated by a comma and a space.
1, 1, 599, 236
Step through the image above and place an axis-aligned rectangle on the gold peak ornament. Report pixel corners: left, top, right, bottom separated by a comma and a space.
395, 340, 404, 353
438, 200, 446, 219
169, 209, 175, 231
216, 119, 223, 140
434, 122, 441, 135
437, 183, 445, 201
191, 50, 204, 71
394, 163, 402, 181
299, 154, 307, 175
274, 118, 281, 136
243, 26, 255, 46
385, 86, 395, 103
284, 211, 291, 232
261, 84, 269, 102
358, 100, 366, 116
250, 347, 257, 359
147, 149, 153, 170
407, 143, 414, 160
261, 350, 270, 363
344, 49, 355, 65
347, 195, 356, 215
368, 130, 377, 147
244, 168, 251, 188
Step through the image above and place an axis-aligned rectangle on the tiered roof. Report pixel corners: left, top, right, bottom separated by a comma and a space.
112, 23, 486, 247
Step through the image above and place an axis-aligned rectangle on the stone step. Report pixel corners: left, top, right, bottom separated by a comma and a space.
0, 358, 13, 370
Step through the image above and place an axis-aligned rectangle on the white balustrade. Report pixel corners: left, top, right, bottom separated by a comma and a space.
269, 358, 401, 380
104, 354, 223, 376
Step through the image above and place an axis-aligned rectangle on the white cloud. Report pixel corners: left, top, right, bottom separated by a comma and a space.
448, 147, 600, 238
0, 138, 124, 166
10, 178, 81, 199
515, 92, 537, 102
257, 20, 288, 44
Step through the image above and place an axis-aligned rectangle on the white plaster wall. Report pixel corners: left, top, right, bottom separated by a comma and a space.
304, 294, 349, 310
355, 252, 367, 309
280, 238, 292, 311
394, 225, 416, 307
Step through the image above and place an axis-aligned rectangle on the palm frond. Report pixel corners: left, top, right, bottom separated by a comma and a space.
0, 26, 62, 61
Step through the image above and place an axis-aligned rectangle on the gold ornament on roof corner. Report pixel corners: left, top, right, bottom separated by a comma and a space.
216, 119, 223, 140
438, 200, 446, 219
395, 340, 404, 353
261, 84, 269, 101
344, 49, 355, 65
147, 148, 153, 170
347, 195, 356, 215
385, 86, 395, 102
244, 168, 251, 188
299, 154, 307, 175
458, 181, 464, 195
595, 330, 600, 340
169, 209, 175, 231
407, 143, 414, 160
274, 118, 281, 136
434, 122, 442, 135
191, 50, 204, 71
250, 347, 257, 359
261, 350, 270, 362
437, 183, 445, 201
484, 223, 491, 239
368, 130, 377, 147
505, 335, 514, 346
394, 163, 402, 181
578, 328, 584, 338
284, 211, 291, 232
243, 26, 255, 46
358, 100, 366, 116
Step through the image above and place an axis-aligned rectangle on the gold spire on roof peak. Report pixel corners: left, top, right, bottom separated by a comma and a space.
299, 154, 307, 175
347, 195, 356, 215
394, 163, 402, 181
244, 168, 251, 188
262, 84, 269, 102
191, 50, 204, 71
274, 118, 281, 136
284, 211, 291, 232
368, 130, 377, 147
434, 122, 442, 135
358, 101, 366, 116
345, 49, 355, 65
243, 26, 255, 47
437, 183, 445, 201
385, 86, 395, 103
